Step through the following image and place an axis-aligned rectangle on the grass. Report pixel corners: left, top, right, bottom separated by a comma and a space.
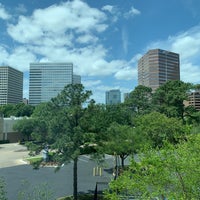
57, 194, 107, 200
26, 156, 43, 164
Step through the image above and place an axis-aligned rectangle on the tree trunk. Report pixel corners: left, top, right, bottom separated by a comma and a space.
73, 157, 78, 200
121, 157, 124, 169
120, 155, 125, 169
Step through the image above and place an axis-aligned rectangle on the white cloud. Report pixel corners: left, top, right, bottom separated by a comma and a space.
82, 80, 102, 87
181, 62, 200, 83
7, 47, 37, 71
101, 5, 119, 22
124, 6, 141, 19
0, 3, 11, 20
102, 5, 114, 13
7, 1, 107, 45
146, 25, 200, 84
76, 34, 98, 44
15, 4, 27, 14
5, 0, 127, 78
2, 0, 138, 81
115, 67, 137, 81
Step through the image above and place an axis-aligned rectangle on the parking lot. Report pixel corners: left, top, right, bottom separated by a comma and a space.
0, 143, 112, 200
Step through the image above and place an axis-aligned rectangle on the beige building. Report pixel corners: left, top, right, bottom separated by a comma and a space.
0, 116, 23, 143
138, 49, 180, 91
188, 90, 200, 111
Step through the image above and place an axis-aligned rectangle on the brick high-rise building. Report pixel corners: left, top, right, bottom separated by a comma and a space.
138, 49, 180, 91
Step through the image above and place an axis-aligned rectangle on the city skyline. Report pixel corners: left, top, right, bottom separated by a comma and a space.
0, 0, 200, 103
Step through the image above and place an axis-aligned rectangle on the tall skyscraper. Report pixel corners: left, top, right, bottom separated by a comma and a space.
29, 62, 81, 105
106, 89, 121, 105
138, 49, 180, 91
0, 66, 23, 105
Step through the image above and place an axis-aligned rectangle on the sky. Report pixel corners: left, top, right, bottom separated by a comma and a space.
0, 0, 200, 103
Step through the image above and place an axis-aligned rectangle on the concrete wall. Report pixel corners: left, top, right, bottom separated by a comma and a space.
0, 117, 23, 143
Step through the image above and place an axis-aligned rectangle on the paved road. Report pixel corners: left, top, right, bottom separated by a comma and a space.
0, 143, 114, 200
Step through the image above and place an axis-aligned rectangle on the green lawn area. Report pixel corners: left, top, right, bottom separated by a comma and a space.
57, 194, 106, 200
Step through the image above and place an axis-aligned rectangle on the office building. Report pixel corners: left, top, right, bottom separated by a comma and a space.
29, 62, 81, 105
138, 49, 180, 91
188, 90, 200, 111
73, 74, 81, 84
106, 89, 121, 105
124, 93, 130, 101
0, 66, 23, 105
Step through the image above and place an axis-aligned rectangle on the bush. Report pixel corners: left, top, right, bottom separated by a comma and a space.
0, 177, 7, 200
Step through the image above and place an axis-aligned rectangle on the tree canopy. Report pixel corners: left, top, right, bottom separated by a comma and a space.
152, 80, 193, 121
134, 112, 190, 148
105, 134, 200, 200
27, 84, 92, 200
124, 85, 152, 115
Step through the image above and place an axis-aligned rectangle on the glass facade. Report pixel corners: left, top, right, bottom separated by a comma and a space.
29, 63, 80, 105
0, 66, 23, 105
106, 89, 121, 105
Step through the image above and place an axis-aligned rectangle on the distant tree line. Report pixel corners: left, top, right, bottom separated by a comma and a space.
0, 103, 34, 118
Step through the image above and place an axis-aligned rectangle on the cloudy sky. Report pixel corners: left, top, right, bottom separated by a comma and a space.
0, 0, 200, 103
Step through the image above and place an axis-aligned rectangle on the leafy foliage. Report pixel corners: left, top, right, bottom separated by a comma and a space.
124, 85, 152, 115
134, 112, 190, 147
0, 177, 7, 200
152, 80, 192, 121
13, 117, 35, 140
0, 103, 34, 117
105, 134, 200, 200
104, 122, 138, 168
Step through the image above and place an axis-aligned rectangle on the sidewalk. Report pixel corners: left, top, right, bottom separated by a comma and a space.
0, 143, 29, 168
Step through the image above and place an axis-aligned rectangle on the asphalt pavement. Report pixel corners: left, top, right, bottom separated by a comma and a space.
0, 143, 113, 200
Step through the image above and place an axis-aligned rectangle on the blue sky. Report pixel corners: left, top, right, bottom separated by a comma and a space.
0, 0, 200, 103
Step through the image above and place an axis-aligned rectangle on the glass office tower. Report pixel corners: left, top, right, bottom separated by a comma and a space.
105, 89, 121, 105
29, 62, 80, 105
0, 66, 23, 105
138, 49, 180, 91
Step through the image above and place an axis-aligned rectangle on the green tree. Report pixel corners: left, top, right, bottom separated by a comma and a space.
105, 134, 200, 200
14, 103, 35, 117
80, 101, 108, 134
0, 103, 34, 117
134, 112, 190, 148
152, 80, 192, 122
124, 85, 152, 115
29, 84, 92, 200
105, 104, 133, 126
0, 104, 15, 117
13, 117, 35, 141
104, 122, 139, 169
